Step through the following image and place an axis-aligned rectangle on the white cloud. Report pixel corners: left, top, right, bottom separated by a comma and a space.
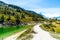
29, 8, 60, 18
41, 8, 60, 18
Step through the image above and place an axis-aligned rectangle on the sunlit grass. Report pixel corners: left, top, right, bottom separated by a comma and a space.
0, 25, 32, 38
50, 32, 60, 39
40, 21, 60, 33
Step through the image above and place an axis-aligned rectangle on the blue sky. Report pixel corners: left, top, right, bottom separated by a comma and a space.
0, 0, 60, 17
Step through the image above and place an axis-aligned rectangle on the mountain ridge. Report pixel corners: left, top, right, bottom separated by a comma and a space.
0, 1, 45, 25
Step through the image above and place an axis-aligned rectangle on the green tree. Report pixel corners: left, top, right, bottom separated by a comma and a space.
0, 15, 4, 24
15, 14, 20, 25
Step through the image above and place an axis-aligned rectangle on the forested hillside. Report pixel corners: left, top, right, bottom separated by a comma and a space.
0, 1, 45, 25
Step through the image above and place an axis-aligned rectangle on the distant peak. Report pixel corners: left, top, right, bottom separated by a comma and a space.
0, 1, 4, 3
0, 1, 6, 5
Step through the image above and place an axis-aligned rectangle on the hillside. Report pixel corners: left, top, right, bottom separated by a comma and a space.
0, 1, 45, 25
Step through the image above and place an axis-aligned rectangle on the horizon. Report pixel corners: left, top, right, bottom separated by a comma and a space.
0, 0, 60, 18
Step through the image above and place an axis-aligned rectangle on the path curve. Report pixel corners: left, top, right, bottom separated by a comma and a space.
31, 24, 57, 40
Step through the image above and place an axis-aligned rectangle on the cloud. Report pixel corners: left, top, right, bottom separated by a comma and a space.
31, 8, 60, 18
41, 8, 60, 17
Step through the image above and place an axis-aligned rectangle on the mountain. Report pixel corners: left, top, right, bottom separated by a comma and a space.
54, 16, 60, 20
0, 1, 6, 5
56, 16, 60, 18
0, 1, 45, 25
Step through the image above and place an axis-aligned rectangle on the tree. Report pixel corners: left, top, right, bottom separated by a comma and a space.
21, 13, 25, 19
10, 16, 16, 25
15, 14, 20, 25
4, 6, 7, 14
0, 15, 4, 24
7, 15, 11, 21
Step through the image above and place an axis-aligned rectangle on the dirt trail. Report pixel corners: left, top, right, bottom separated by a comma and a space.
31, 24, 56, 40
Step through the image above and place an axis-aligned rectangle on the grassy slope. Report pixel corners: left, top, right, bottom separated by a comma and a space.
52, 22, 60, 33
0, 25, 33, 38
40, 21, 60, 33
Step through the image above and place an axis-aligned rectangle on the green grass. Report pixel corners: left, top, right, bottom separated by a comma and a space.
17, 26, 33, 40
50, 32, 60, 39
0, 25, 32, 38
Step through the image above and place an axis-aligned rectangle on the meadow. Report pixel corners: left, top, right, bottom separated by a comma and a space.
0, 25, 33, 38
